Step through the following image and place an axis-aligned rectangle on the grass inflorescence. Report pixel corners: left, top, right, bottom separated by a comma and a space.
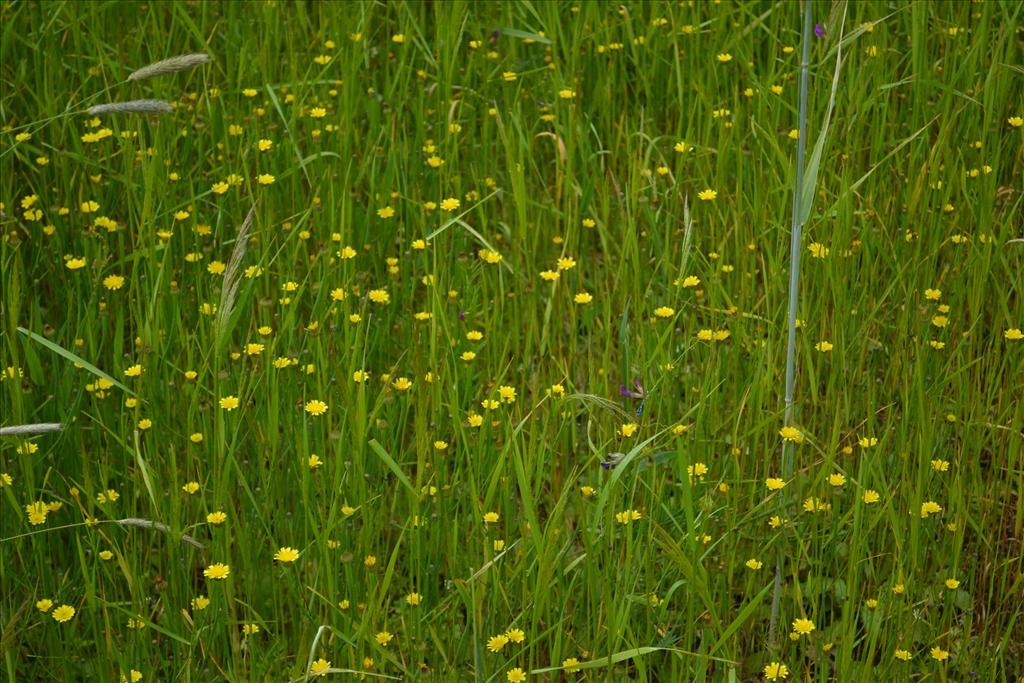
1, 1, 1022, 681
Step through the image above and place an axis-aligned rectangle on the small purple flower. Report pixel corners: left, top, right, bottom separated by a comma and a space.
814, 23, 826, 38
601, 452, 626, 470
619, 377, 645, 400
490, 29, 501, 44
458, 310, 465, 321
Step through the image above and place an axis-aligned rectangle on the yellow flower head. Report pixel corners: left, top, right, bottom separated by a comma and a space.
274, 547, 300, 563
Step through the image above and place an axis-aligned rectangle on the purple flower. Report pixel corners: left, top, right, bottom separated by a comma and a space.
458, 310, 465, 321
601, 452, 626, 470
619, 376, 645, 400
814, 23, 826, 38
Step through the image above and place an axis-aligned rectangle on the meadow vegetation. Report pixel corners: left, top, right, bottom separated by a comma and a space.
1, 1, 1022, 680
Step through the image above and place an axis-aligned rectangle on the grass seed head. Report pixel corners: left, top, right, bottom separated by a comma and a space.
87, 99, 174, 115
127, 53, 211, 81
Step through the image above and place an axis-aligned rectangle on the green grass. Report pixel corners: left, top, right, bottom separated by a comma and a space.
1, 1, 1022, 681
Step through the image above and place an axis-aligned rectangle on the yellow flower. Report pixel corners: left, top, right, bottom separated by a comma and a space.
615, 509, 642, 524
828, 473, 846, 487
204, 563, 230, 579
765, 478, 786, 491
479, 248, 502, 264
406, 592, 422, 606
920, 500, 942, 517
779, 426, 804, 443
654, 306, 674, 318
304, 399, 328, 416
440, 197, 460, 211
483, 511, 499, 524
574, 292, 593, 304
377, 206, 395, 219
310, 658, 331, 675
697, 188, 717, 201
815, 340, 833, 352
65, 257, 87, 270
506, 668, 526, 683
505, 628, 525, 643
620, 423, 638, 437
944, 578, 960, 589
895, 649, 912, 661
392, 377, 412, 391
557, 257, 577, 271
1005, 328, 1023, 340
309, 107, 326, 118
103, 274, 125, 290
679, 275, 700, 288
220, 395, 240, 411
745, 558, 763, 570
258, 139, 273, 151
502, 71, 518, 82
257, 174, 275, 185
862, 489, 880, 504
487, 634, 509, 652
207, 511, 227, 524
792, 618, 815, 635
274, 547, 300, 563
52, 605, 76, 623
716, 53, 733, 63
930, 646, 949, 661
763, 662, 789, 681
1008, 116, 1023, 128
